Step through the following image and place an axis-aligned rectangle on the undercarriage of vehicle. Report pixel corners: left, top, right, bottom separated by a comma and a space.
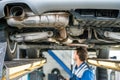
0, 5, 120, 50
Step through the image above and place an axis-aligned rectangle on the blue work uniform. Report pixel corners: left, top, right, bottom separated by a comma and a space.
70, 62, 94, 80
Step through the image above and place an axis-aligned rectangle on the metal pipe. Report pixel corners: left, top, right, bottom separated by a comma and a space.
10, 31, 53, 42
104, 31, 120, 40
7, 12, 69, 28
94, 30, 113, 43
10, 6, 25, 20
87, 58, 120, 71
7, 12, 70, 41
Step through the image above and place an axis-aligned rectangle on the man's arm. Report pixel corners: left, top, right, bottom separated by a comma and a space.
81, 70, 94, 80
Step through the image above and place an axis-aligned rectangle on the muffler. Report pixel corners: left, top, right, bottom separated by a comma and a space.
7, 9, 71, 43
7, 12, 69, 28
10, 31, 53, 42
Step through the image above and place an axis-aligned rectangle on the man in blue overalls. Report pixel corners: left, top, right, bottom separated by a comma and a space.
69, 47, 94, 80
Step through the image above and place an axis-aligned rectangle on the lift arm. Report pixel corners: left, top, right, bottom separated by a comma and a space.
87, 58, 120, 71
2, 58, 46, 80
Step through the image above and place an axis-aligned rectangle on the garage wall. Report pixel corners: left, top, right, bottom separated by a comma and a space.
43, 50, 73, 80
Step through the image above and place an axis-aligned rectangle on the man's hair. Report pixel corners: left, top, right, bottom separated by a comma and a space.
76, 47, 88, 61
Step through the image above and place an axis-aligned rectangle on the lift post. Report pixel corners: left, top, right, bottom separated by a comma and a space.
0, 42, 7, 80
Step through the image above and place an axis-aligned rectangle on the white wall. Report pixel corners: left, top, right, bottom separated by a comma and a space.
43, 50, 73, 80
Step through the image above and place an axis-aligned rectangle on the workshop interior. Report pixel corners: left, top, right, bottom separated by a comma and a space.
0, 0, 120, 80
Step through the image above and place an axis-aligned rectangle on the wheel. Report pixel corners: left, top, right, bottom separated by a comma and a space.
27, 48, 39, 58
0, 30, 17, 61
96, 48, 109, 80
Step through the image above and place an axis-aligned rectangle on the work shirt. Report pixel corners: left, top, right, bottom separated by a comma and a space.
70, 62, 94, 80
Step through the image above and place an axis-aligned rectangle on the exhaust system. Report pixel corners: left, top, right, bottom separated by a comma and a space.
9, 6, 25, 20
7, 8, 69, 28
10, 31, 53, 42
7, 6, 72, 44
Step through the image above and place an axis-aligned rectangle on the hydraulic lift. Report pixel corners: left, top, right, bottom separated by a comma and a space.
2, 59, 46, 80
87, 58, 120, 71
0, 42, 46, 80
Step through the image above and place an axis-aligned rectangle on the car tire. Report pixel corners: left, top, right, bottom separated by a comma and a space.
96, 48, 109, 80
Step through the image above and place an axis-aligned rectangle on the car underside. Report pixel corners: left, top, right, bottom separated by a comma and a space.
3, 4, 120, 48
0, 1, 119, 59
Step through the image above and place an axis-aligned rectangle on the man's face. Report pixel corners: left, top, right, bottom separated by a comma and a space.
73, 50, 79, 61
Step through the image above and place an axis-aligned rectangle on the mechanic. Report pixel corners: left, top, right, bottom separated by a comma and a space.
68, 47, 94, 80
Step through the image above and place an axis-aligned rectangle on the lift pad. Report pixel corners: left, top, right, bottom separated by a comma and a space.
2, 58, 46, 80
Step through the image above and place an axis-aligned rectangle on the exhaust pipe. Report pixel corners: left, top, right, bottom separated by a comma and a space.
7, 12, 70, 41
10, 31, 53, 42
10, 6, 25, 20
